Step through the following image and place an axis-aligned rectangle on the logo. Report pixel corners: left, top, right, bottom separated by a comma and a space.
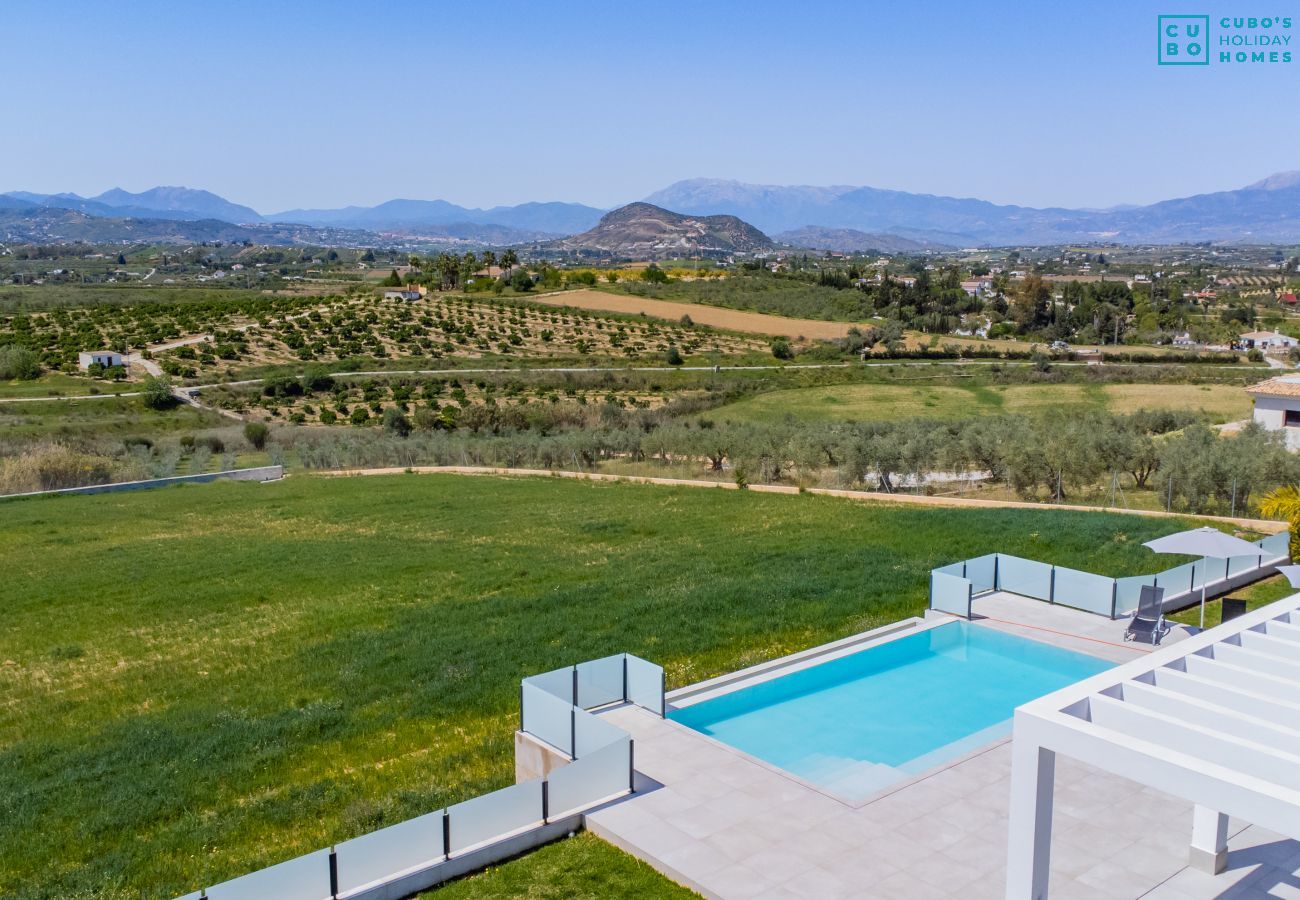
1158, 14, 1294, 65
1159, 14, 1210, 64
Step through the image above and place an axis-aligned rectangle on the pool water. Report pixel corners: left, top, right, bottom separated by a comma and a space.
669, 622, 1110, 801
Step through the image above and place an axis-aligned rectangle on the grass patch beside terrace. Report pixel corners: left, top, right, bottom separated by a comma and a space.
421, 832, 699, 898
0, 473, 1204, 897
711, 382, 1252, 424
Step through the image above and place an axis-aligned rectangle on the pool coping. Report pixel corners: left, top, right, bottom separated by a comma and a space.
657, 612, 1113, 809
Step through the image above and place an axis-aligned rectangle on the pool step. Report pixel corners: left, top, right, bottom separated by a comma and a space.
796, 752, 905, 798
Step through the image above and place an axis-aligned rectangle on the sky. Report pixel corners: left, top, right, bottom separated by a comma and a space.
4, 0, 1297, 213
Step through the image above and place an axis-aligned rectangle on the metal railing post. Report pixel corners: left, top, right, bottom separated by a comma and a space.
571, 665, 578, 707
442, 810, 451, 861
570, 708, 577, 758
629, 738, 636, 793
622, 654, 628, 704
1049, 567, 1056, 604
994, 554, 1000, 591
328, 847, 339, 899
1110, 580, 1118, 620
542, 779, 550, 825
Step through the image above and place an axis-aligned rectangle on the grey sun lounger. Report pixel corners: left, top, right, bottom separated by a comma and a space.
1125, 585, 1169, 645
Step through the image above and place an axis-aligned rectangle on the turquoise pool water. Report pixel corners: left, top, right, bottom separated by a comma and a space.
669, 622, 1110, 801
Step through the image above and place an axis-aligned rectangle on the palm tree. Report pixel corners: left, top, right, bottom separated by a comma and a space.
481, 250, 497, 276
501, 248, 519, 273
1258, 485, 1300, 560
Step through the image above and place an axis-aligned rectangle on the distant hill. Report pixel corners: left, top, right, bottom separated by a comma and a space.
645, 173, 1300, 245
92, 187, 263, 223
267, 199, 603, 234
1, 186, 264, 224
773, 226, 952, 253
545, 203, 774, 257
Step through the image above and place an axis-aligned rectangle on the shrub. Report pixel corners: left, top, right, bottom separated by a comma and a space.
383, 407, 412, 437
140, 375, 175, 410
243, 422, 270, 450
0, 345, 40, 380
350, 407, 370, 426
413, 406, 440, 431
301, 364, 334, 393
664, 345, 684, 366
0, 443, 114, 494
319, 409, 337, 425
197, 435, 225, 454
771, 338, 794, 360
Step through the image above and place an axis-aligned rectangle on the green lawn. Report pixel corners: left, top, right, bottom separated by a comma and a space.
0, 393, 219, 441
0, 473, 1206, 898
1168, 573, 1298, 628
713, 382, 1251, 424
0, 372, 135, 400
422, 833, 698, 899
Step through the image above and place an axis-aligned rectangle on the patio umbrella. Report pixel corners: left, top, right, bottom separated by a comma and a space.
1143, 527, 1264, 630
1274, 564, 1300, 588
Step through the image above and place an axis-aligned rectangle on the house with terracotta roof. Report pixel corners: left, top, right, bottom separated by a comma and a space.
1247, 375, 1300, 449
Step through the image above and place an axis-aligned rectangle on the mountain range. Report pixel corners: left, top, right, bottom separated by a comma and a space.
5, 172, 1300, 247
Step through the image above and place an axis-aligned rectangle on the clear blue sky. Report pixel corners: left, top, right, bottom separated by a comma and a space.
4, 0, 1296, 213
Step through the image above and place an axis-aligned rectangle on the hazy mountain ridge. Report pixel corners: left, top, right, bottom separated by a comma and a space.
6, 170, 1300, 246
645, 173, 1300, 244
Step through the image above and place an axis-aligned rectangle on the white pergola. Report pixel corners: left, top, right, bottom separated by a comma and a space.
1006, 593, 1300, 899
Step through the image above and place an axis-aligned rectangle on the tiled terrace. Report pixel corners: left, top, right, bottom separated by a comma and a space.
585, 596, 1300, 899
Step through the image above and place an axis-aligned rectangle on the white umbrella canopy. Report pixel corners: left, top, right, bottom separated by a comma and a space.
1274, 564, 1300, 588
1142, 527, 1263, 559
1142, 527, 1265, 630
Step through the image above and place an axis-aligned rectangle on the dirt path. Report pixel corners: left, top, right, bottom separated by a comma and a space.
315, 466, 1286, 532
523, 288, 861, 339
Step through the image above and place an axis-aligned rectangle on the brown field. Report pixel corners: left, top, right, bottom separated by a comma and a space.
524, 289, 859, 339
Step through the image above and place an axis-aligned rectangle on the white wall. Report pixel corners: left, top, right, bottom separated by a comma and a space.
1253, 396, 1300, 450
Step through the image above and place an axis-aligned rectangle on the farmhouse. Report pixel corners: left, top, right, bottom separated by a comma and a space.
77, 350, 124, 370
1247, 374, 1300, 449
382, 284, 427, 301
1239, 329, 1298, 351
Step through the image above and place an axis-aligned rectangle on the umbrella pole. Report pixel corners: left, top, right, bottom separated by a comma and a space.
1200, 555, 1207, 630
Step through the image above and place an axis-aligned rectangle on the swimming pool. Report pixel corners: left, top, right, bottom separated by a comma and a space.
669, 622, 1110, 801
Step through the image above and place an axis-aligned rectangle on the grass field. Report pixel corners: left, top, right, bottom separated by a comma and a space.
0, 373, 136, 400
0, 394, 220, 441
422, 833, 698, 898
1168, 572, 1298, 628
0, 474, 1209, 898
711, 382, 1252, 424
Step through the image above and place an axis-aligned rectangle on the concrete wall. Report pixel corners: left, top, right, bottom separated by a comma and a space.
1, 466, 283, 501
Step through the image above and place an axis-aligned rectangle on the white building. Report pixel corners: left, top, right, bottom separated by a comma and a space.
1248, 375, 1300, 449
1240, 330, 1299, 351
77, 350, 124, 370
383, 285, 426, 301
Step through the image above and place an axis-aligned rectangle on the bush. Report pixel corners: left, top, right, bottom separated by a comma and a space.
0, 443, 115, 494
0, 345, 40, 380
383, 407, 412, 437
771, 339, 794, 360
140, 375, 175, 410
198, 435, 225, 454
243, 422, 270, 450
350, 407, 370, 426
413, 406, 440, 431
664, 345, 684, 366
319, 409, 338, 425
301, 364, 335, 393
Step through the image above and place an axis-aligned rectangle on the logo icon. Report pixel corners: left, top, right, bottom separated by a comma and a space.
1159, 15, 1211, 64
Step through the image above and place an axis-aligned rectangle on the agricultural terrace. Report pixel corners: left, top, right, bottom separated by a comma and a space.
0, 474, 1211, 899
0, 288, 768, 381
